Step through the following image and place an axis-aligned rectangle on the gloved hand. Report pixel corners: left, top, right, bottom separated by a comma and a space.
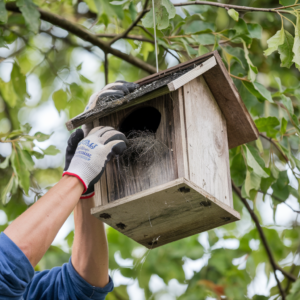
63, 126, 127, 198
82, 80, 139, 137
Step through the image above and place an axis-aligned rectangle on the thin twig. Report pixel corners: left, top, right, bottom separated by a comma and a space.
259, 133, 289, 163
144, 1, 300, 14
258, 190, 300, 214
6, 2, 157, 74
96, 33, 154, 43
230, 74, 251, 82
232, 182, 296, 298
104, 52, 108, 85
109, 0, 150, 46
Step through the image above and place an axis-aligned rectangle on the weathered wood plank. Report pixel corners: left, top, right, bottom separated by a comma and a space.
167, 56, 217, 91
91, 177, 240, 249
172, 88, 189, 179
183, 76, 232, 207
203, 51, 259, 149
96, 94, 178, 202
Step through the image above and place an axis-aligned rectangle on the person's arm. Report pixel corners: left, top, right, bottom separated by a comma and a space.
4, 175, 83, 267
72, 197, 109, 287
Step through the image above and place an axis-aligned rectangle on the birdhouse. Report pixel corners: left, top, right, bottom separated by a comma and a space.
66, 51, 258, 249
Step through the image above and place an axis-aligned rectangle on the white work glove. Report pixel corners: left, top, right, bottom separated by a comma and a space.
63, 126, 127, 195
82, 80, 139, 137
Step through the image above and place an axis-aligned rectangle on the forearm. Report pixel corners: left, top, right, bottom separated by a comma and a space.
4, 175, 83, 267
72, 197, 109, 288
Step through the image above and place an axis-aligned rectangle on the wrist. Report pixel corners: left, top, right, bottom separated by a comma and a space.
62, 174, 86, 193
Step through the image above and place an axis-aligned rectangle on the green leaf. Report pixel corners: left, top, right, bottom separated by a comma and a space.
65, 230, 74, 248
183, 20, 215, 34
247, 24, 262, 39
230, 153, 247, 186
243, 42, 257, 81
292, 11, 300, 70
128, 1, 137, 21
281, 118, 288, 135
222, 46, 247, 69
242, 81, 273, 103
287, 278, 300, 300
264, 27, 285, 56
76, 62, 83, 71
281, 94, 294, 115
198, 45, 209, 56
0, 0, 8, 23
161, 0, 176, 19
11, 150, 30, 195
227, 9, 239, 22
0, 79, 18, 107
42, 145, 60, 156
192, 34, 215, 45
53, 89, 68, 113
254, 117, 280, 137
0, 156, 10, 169
79, 75, 93, 84
278, 30, 294, 68
1, 174, 14, 205
142, 8, 154, 28
34, 132, 52, 142
245, 145, 268, 178
19, 149, 34, 171
110, 0, 128, 4
16, 0, 40, 33
11, 63, 28, 101
280, 0, 297, 5
140, 42, 154, 61
244, 170, 261, 197
142, 0, 176, 30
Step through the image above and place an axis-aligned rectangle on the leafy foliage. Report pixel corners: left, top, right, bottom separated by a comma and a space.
1, 0, 300, 299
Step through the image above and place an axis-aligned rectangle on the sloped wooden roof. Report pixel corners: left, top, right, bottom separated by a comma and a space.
66, 51, 258, 149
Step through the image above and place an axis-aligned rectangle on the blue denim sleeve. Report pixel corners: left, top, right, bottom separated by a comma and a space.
23, 258, 114, 300
0, 232, 34, 299
0, 232, 114, 300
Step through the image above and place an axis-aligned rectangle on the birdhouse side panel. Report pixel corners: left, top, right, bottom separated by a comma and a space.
94, 94, 179, 203
183, 76, 233, 208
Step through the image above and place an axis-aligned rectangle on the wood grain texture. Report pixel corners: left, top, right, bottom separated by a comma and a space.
172, 88, 189, 179
167, 56, 217, 91
66, 50, 258, 149
92, 119, 109, 207
91, 177, 240, 249
135, 52, 215, 86
97, 94, 178, 202
183, 76, 232, 207
203, 51, 259, 149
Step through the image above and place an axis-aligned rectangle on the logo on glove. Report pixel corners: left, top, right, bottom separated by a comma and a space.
79, 139, 98, 149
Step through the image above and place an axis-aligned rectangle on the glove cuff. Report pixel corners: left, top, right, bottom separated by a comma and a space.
80, 191, 95, 199
62, 172, 88, 193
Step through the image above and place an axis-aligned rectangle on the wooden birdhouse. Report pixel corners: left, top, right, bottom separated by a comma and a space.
66, 51, 258, 249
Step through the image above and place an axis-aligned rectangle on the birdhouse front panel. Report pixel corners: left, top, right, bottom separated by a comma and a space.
93, 93, 178, 203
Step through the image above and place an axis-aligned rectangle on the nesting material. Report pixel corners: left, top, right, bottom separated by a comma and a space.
115, 130, 168, 181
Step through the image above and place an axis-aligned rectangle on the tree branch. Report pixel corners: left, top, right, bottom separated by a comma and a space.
144, 1, 298, 14
232, 182, 297, 287
259, 133, 289, 163
96, 33, 154, 44
104, 52, 108, 85
5, 2, 157, 74
109, 0, 150, 46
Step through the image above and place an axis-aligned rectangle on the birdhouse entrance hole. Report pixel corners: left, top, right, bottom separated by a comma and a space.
118, 106, 161, 137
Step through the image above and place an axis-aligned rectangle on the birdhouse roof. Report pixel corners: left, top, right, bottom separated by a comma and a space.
66, 50, 258, 149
